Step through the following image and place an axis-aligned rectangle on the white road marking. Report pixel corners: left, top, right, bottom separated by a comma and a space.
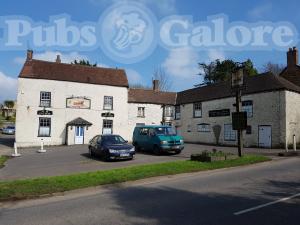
234, 193, 300, 216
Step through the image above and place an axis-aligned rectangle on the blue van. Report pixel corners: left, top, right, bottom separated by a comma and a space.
132, 125, 184, 155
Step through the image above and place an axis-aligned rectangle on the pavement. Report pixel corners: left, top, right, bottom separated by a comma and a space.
0, 140, 287, 180
0, 157, 299, 225
0, 133, 14, 156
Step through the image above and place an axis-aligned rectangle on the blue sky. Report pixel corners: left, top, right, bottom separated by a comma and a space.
0, 0, 299, 102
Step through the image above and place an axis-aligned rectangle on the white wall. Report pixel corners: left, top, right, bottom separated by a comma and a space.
15, 78, 129, 147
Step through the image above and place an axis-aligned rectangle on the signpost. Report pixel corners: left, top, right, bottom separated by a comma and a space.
231, 64, 246, 157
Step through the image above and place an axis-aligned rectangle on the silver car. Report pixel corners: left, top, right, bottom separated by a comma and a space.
2, 126, 15, 135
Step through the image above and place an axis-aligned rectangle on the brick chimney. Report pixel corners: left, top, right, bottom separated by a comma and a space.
56, 55, 61, 63
26, 50, 33, 61
287, 47, 298, 69
153, 79, 160, 91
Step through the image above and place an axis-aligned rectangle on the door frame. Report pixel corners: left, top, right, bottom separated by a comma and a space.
75, 126, 85, 144
258, 125, 272, 148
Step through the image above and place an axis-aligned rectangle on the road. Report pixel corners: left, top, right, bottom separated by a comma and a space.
0, 157, 299, 225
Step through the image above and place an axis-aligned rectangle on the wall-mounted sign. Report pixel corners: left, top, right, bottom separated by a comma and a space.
232, 112, 247, 130
66, 97, 91, 109
101, 112, 114, 117
209, 109, 230, 117
37, 110, 53, 115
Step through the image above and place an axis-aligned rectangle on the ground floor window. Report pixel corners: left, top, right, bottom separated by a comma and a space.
38, 117, 51, 137
224, 124, 236, 141
197, 123, 210, 132
102, 119, 113, 134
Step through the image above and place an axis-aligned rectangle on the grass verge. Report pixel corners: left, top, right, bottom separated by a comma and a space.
0, 155, 269, 201
0, 156, 9, 168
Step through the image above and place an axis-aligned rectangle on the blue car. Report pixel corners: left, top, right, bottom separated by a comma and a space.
2, 126, 15, 135
88, 134, 135, 161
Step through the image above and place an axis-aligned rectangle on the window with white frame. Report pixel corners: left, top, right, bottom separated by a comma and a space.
193, 102, 202, 117
175, 105, 181, 120
38, 117, 51, 137
103, 96, 113, 110
242, 100, 253, 117
197, 123, 210, 132
40, 92, 51, 107
137, 107, 145, 117
164, 106, 174, 117
187, 124, 191, 132
224, 124, 236, 141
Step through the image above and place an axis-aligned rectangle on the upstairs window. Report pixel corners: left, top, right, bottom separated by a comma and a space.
40, 92, 51, 107
242, 100, 253, 117
103, 96, 113, 110
193, 102, 202, 118
137, 107, 145, 117
175, 105, 181, 120
164, 106, 174, 117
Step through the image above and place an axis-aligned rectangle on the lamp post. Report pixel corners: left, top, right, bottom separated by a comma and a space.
231, 64, 245, 157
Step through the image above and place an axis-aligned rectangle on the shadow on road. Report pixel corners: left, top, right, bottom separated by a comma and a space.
108, 181, 300, 225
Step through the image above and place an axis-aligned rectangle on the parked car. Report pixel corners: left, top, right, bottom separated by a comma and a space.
88, 134, 135, 161
2, 126, 15, 135
133, 125, 184, 155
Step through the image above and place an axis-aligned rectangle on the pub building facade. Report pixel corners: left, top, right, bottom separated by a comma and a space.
16, 47, 300, 148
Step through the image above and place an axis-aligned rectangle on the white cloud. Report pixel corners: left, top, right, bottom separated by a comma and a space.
248, 3, 272, 19
162, 47, 199, 78
126, 68, 143, 84
90, 0, 177, 14
0, 71, 17, 102
207, 49, 225, 62
14, 51, 90, 65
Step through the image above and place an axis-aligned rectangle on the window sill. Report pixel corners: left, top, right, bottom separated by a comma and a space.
37, 136, 51, 138
137, 116, 145, 118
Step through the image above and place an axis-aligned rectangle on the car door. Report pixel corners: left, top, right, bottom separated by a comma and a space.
139, 128, 149, 150
95, 136, 103, 156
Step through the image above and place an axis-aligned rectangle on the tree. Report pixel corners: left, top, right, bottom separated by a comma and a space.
153, 66, 172, 91
262, 62, 285, 75
71, 59, 97, 67
197, 59, 258, 85
3, 100, 14, 109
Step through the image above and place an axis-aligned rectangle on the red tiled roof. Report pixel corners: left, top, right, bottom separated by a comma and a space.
19, 59, 129, 87
128, 88, 176, 105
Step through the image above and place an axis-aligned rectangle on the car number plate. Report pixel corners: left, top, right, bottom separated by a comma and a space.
120, 153, 130, 157
172, 146, 180, 149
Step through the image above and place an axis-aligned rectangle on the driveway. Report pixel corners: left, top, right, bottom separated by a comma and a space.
0, 143, 286, 180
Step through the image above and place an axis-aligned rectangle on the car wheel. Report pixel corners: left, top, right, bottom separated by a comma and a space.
175, 150, 181, 155
104, 151, 111, 162
89, 147, 95, 157
153, 145, 161, 155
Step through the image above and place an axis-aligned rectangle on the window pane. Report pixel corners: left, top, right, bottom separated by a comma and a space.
39, 118, 51, 136
40, 92, 51, 107
224, 124, 236, 141
194, 102, 202, 117
104, 96, 113, 110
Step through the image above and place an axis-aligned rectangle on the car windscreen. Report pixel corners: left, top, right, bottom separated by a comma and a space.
7, 126, 15, 129
102, 136, 126, 145
155, 127, 176, 136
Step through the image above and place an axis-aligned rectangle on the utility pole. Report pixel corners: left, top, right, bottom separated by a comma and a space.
235, 89, 243, 157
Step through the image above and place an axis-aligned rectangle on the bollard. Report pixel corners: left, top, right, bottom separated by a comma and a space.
293, 134, 297, 151
12, 142, 21, 157
37, 141, 46, 153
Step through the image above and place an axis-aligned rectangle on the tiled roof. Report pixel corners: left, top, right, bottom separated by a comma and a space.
128, 88, 176, 105
176, 72, 300, 104
19, 59, 129, 87
279, 65, 300, 87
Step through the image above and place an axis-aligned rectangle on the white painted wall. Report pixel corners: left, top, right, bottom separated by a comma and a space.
15, 78, 129, 147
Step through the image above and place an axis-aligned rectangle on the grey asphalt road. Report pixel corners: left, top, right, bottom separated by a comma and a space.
0, 142, 283, 180
0, 157, 299, 225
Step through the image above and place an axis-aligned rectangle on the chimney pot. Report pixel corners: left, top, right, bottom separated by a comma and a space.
26, 50, 33, 61
56, 55, 61, 63
153, 79, 160, 91
287, 47, 298, 68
